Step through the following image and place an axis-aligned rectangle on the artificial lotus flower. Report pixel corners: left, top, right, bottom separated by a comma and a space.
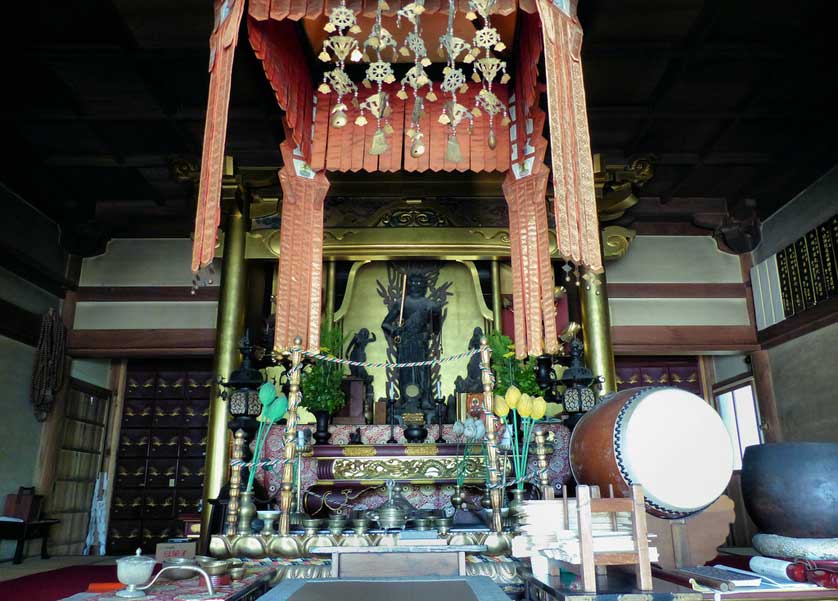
493, 395, 509, 418
505, 385, 522, 409
517, 393, 533, 418
453, 420, 465, 437
531, 396, 547, 420
473, 418, 486, 440
463, 417, 477, 441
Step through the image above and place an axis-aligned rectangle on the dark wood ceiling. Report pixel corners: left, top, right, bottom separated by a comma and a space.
3, 0, 836, 250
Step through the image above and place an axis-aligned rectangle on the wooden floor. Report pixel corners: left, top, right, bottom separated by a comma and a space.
0, 555, 116, 582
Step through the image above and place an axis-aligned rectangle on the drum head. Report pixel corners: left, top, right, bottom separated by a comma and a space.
617, 388, 733, 514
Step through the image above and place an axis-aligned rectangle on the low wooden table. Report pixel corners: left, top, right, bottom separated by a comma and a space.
257, 575, 510, 601
0, 518, 59, 564
311, 545, 487, 578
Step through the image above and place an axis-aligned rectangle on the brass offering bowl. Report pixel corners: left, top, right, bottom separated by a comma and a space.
434, 516, 452, 536
351, 518, 371, 534
412, 517, 432, 531
195, 557, 230, 576
162, 557, 199, 580
229, 566, 246, 581
328, 515, 347, 535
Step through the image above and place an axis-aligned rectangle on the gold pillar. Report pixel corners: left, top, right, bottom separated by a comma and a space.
580, 269, 617, 396
200, 173, 249, 551
479, 338, 503, 533
490, 259, 503, 334
278, 339, 303, 535
324, 260, 337, 325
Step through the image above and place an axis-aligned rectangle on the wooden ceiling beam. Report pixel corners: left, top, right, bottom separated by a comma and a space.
624, 0, 723, 157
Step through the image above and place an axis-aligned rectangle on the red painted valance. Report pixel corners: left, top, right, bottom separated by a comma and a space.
248, 0, 527, 21
309, 83, 511, 173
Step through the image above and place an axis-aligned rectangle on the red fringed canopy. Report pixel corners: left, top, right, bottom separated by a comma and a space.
192, 0, 603, 355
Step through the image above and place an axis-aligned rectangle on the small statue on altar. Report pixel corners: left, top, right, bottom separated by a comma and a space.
381, 272, 443, 415
454, 327, 485, 394
345, 328, 376, 382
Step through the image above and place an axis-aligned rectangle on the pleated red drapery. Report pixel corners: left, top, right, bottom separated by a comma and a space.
192, 0, 247, 272
536, 0, 603, 273
273, 143, 330, 353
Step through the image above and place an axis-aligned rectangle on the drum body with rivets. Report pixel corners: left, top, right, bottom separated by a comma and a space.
570, 387, 734, 518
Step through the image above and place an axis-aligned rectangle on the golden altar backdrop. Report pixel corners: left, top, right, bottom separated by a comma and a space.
334, 260, 493, 402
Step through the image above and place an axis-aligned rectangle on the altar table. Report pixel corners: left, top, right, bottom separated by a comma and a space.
257, 423, 571, 514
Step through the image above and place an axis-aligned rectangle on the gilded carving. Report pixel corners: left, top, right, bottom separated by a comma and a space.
404, 445, 439, 456
602, 225, 636, 261
331, 456, 488, 481
341, 446, 378, 457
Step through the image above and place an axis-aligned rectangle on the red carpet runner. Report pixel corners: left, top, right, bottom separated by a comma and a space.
2, 565, 119, 601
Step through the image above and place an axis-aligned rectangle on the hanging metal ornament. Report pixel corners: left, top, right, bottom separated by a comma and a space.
357, 0, 396, 155
396, 0, 435, 158
466, 0, 509, 148
437, 0, 473, 162
318, 0, 362, 128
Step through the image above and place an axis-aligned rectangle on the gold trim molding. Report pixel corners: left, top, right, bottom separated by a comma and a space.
235, 227, 559, 261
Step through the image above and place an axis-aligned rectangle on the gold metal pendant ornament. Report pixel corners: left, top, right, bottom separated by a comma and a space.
446, 137, 462, 162
410, 132, 426, 158
369, 128, 390, 155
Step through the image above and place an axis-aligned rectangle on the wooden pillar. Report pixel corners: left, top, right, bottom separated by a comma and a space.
580, 269, 617, 396
200, 175, 249, 551
490, 259, 503, 334
751, 350, 783, 442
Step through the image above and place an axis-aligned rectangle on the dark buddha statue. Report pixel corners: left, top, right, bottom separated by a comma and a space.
381, 272, 442, 415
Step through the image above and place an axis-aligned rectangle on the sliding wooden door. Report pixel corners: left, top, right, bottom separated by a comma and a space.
45, 379, 111, 555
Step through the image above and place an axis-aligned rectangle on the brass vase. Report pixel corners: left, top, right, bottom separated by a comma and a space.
507, 488, 526, 529
237, 490, 257, 535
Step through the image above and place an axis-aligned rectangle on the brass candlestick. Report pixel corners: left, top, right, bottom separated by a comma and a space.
479, 337, 503, 533
534, 428, 554, 500
226, 429, 246, 536
278, 337, 303, 536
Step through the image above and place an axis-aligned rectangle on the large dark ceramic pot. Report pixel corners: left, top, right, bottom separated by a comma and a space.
741, 442, 838, 538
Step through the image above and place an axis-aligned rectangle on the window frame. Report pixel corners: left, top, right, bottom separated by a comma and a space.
712, 376, 764, 471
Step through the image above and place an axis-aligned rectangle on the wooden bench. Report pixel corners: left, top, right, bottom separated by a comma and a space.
0, 518, 60, 564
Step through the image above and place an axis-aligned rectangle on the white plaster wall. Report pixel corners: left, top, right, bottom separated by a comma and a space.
0, 267, 59, 315
80, 239, 220, 287
606, 236, 742, 284
73, 301, 219, 330
713, 354, 751, 383
609, 298, 751, 327
768, 322, 838, 442
70, 359, 112, 389
0, 336, 42, 559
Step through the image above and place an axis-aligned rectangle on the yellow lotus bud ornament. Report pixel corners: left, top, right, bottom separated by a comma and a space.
505, 385, 522, 409
531, 396, 547, 420
517, 393, 533, 418
493, 395, 509, 418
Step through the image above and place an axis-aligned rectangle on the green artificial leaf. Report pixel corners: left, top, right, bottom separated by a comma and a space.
488, 330, 541, 397
258, 381, 277, 406
300, 323, 348, 414
266, 393, 288, 422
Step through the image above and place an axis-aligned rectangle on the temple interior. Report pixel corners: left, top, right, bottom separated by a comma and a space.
1, 1, 836, 600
